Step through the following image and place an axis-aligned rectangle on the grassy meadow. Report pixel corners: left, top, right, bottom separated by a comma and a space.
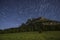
0, 31, 60, 40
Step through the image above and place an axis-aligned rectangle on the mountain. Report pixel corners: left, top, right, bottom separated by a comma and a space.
19, 17, 60, 32
0, 17, 60, 33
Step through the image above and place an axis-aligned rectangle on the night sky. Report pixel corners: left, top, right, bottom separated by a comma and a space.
0, 0, 60, 29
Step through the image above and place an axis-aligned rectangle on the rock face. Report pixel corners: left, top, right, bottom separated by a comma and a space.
26, 17, 60, 25
37, 17, 60, 25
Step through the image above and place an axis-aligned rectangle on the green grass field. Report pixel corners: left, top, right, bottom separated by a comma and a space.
0, 31, 60, 40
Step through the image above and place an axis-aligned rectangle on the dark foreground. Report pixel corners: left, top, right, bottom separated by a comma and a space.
0, 31, 60, 40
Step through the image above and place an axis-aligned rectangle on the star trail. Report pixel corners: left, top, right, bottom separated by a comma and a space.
0, 0, 60, 29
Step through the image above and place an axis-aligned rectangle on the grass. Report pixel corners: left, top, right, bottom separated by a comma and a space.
0, 31, 60, 40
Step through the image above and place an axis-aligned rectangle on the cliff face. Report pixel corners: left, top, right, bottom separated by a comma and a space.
26, 17, 60, 25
